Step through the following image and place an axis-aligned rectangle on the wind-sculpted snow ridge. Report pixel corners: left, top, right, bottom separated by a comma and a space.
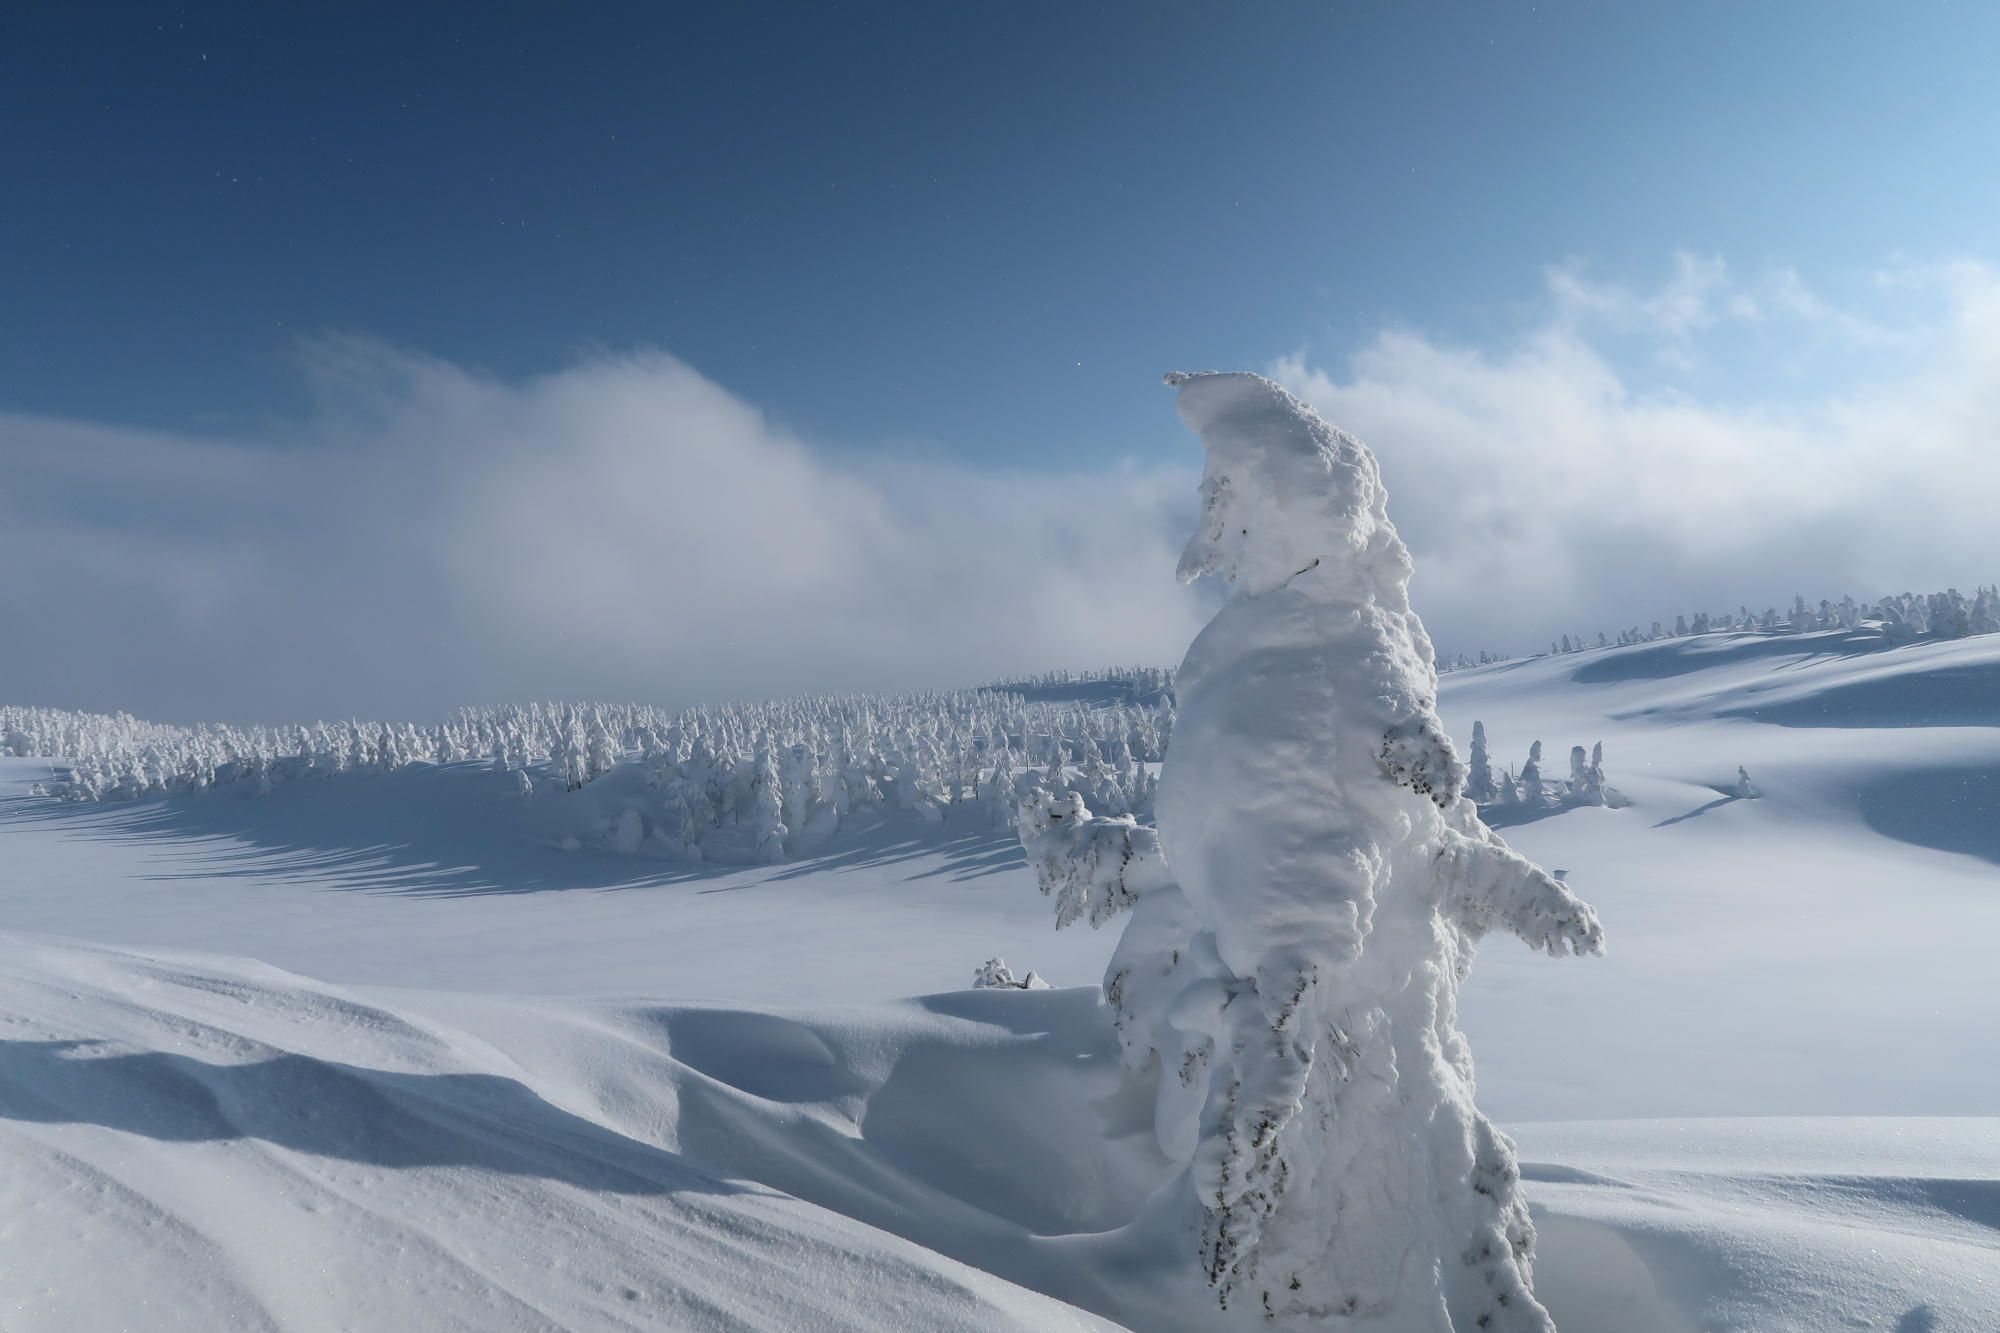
0, 931, 1129, 1333
1024, 372, 1603, 1330
4, 930, 1994, 1333
1, 687, 1169, 864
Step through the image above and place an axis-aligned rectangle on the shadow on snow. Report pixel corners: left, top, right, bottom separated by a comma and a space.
1652, 792, 1745, 828
1719, 660, 2000, 729
1854, 767, 2000, 867
0, 763, 1026, 900
1570, 629, 1888, 686
0, 1038, 740, 1197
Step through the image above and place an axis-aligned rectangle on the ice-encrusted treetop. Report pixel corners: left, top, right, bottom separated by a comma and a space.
1166, 370, 1412, 606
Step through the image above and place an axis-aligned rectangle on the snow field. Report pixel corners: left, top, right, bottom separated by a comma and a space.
2, 930, 1991, 1331
4, 625, 2000, 1327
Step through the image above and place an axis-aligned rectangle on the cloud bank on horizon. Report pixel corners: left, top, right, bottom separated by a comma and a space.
5, 255, 1997, 723
1277, 255, 2000, 656
0, 343, 1207, 723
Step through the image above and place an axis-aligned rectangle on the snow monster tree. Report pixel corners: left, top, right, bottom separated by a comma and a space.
1026, 372, 1604, 1329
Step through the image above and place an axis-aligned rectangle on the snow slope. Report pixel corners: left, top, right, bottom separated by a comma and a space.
4, 626, 1999, 1329
1443, 629, 2000, 1123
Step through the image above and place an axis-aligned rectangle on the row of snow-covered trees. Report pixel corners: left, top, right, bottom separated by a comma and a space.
984, 665, 1176, 699
631, 709, 1164, 865
1440, 584, 2000, 670
1434, 649, 1514, 672
2, 680, 1174, 864
1551, 587, 2000, 656
3, 701, 665, 802
1465, 722, 1624, 810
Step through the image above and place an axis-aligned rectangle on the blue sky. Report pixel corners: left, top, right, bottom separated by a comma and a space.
9, 1, 1995, 461
6, 2, 2000, 719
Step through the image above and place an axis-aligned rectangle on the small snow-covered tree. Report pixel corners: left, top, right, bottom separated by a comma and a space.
1973, 588, 2000, 635
1565, 744, 1595, 805
559, 715, 590, 791
982, 748, 1019, 829
1026, 373, 1603, 1329
1590, 741, 1616, 805
586, 709, 621, 784
1563, 742, 1619, 807
1518, 739, 1551, 808
1466, 720, 1497, 803
780, 743, 816, 843
748, 737, 789, 863
1043, 741, 1067, 794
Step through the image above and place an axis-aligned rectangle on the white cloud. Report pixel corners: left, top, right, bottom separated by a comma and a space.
9, 256, 1996, 721
1542, 252, 1918, 372
1547, 251, 1735, 341
1274, 259, 2000, 656
0, 341, 1207, 723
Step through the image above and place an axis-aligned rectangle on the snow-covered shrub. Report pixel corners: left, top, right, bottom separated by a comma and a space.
1017, 789, 1174, 931
972, 957, 1017, 988
1028, 373, 1603, 1329
970, 957, 1051, 990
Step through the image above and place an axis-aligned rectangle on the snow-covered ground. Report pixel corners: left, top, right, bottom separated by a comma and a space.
4, 628, 1998, 1329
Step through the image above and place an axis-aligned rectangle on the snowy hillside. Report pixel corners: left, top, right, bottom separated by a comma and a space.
4, 628, 1998, 1330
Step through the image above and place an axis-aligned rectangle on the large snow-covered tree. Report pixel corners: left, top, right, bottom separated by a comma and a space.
1033, 373, 1604, 1330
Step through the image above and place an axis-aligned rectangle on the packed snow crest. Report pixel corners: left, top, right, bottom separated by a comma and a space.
1030, 372, 1605, 1329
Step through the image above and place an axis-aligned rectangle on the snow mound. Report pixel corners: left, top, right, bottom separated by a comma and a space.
0, 932, 1125, 1332
4, 930, 1995, 1332
1515, 1119, 2000, 1333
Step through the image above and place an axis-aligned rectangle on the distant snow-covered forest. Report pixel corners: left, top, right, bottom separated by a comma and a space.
7, 581, 1991, 862
1437, 583, 2000, 671
1, 680, 1173, 865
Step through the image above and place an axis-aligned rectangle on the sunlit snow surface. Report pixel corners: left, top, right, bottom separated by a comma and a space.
4, 628, 1999, 1330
